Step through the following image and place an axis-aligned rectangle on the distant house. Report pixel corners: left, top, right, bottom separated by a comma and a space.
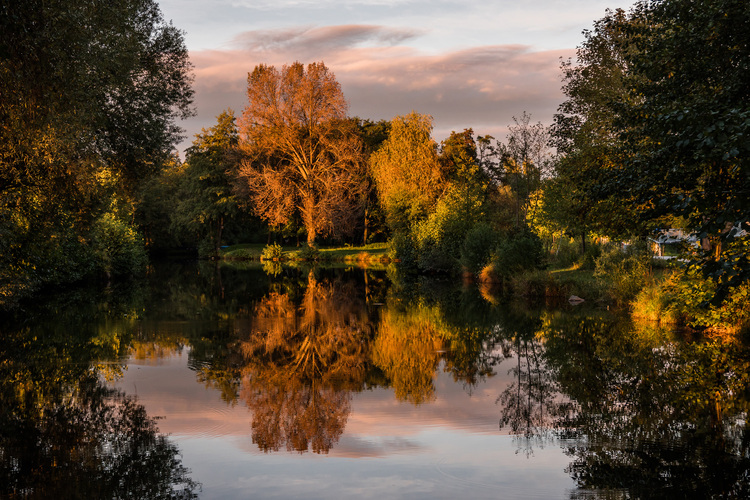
647, 229, 698, 258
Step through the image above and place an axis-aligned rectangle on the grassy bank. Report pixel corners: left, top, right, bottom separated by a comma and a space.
220, 242, 390, 266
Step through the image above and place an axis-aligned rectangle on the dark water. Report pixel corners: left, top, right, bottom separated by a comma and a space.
2, 261, 750, 499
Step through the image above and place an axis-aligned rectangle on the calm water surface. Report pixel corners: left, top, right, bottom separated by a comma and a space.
2, 261, 750, 499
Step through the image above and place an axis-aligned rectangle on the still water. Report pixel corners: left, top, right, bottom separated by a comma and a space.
2, 261, 750, 499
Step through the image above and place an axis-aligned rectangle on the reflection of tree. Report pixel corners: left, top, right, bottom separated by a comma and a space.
1, 375, 199, 499
236, 272, 373, 453
372, 304, 443, 404
0, 308, 199, 498
496, 308, 573, 455
542, 313, 750, 498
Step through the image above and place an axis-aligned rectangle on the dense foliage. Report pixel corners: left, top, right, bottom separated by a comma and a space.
0, 0, 194, 304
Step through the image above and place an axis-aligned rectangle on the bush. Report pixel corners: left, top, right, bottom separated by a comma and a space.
549, 237, 580, 269
297, 244, 320, 261
631, 276, 681, 324
459, 222, 499, 275
594, 242, 652, 304
493, 228, 545, 278
90, 213, 148, 278
261, 242, 284, 261
387, 232, 418, 268
670, 270, 750, 333
578, 244, 602, 270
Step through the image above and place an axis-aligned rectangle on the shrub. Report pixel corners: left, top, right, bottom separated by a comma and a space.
594, 242, 652, 304
90, 213, 148, 278
297, 244, 320, 261
670, 271, 750, 333
631, 276, 681, 324
549, 237, 580, 269
493, 228, 545, 278
578, 244, 602, 270
459, 222, 499, 275
261, 242, 284, 261
387, 232, 418, 268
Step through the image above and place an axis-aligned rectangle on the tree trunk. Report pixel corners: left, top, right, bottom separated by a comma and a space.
214, 216, 224, 258
581, 231, 587, 254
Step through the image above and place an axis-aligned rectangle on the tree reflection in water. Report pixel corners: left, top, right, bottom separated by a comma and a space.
541, 313, 750, 498
0, 305, 200, 499
235, 271, 373, 453
496, 307, 575, 456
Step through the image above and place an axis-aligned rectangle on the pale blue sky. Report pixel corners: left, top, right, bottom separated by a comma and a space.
158, 0, 625, 152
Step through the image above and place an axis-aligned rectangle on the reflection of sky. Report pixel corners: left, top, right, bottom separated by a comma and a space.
111, 350, 575, 499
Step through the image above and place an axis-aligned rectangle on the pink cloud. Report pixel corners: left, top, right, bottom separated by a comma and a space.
179, 24, 574, 151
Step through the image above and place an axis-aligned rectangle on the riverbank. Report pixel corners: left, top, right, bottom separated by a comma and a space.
220, 242, 390, 265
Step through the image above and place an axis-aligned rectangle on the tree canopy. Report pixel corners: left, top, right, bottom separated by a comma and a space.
237, 62, 366, 244
0, 0, 194, 302
551, 0, 750, 299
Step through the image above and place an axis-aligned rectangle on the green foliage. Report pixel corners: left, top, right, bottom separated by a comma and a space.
387, 232, 418, 268
668, 270, 750, 332
556, 1, 750, 300
493, 229, 545, 278
578, 243, 602, 271
594, 243, 652, 304
413, 187, 482, 271
90, 213, 148, 278
172, 110, 242, 256
261, 242, 284, 261
631, 279, 681, 325
548, 237, 581, 270
297, 244, 322, 261
0, 0, 193, 304
550, 268, 609, 300
459, 222, 499, 275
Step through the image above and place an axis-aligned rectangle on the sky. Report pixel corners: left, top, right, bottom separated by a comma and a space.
157, 0, 625, 154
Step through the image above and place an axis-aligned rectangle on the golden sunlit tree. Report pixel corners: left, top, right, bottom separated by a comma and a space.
369, 112, 444, 234
236, 62, 367, 244
236, 273, 374, 453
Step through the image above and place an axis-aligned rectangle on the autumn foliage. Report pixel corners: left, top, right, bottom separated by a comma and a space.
237, 62, 367, 244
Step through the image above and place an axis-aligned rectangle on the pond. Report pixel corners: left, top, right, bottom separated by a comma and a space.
2, 261, 750, 499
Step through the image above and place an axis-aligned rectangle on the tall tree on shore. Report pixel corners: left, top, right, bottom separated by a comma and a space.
615, 0, 750, 300
0, 0, 194, 302
236, 62, 366, 245
172, 110, 240, 256
369, 112, 443, 234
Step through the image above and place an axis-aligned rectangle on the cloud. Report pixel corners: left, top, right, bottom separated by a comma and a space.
229, 25, 422, 53
179, 24, 573, 152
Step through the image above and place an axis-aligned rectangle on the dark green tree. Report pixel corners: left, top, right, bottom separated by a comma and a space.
549, 9, 640, 248
614, 0, 750, 301
172, 110, 241, 256
0, 0, 194, 303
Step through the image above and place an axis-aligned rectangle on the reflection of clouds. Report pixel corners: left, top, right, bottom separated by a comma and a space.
334, 435, 426, 457
182, 24, 572, 152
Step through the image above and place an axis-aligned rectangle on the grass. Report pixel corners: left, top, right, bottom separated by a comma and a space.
220, 242, 390, 268
549, 266, 609, 301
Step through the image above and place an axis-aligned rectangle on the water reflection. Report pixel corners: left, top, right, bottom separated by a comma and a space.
0, 292, 200, 498
542, 313, 750, 498
235, 272, 373, 453
3, 262, 750, 498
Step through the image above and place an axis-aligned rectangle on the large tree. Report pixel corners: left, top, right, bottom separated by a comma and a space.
615, 0, 750, 299
555, 0, 750, 299
236, 62, 366, 244
0, 0, 194, 301
497, 112, 554, 228
369, 112, 444, 234
172, 110, 241, 256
